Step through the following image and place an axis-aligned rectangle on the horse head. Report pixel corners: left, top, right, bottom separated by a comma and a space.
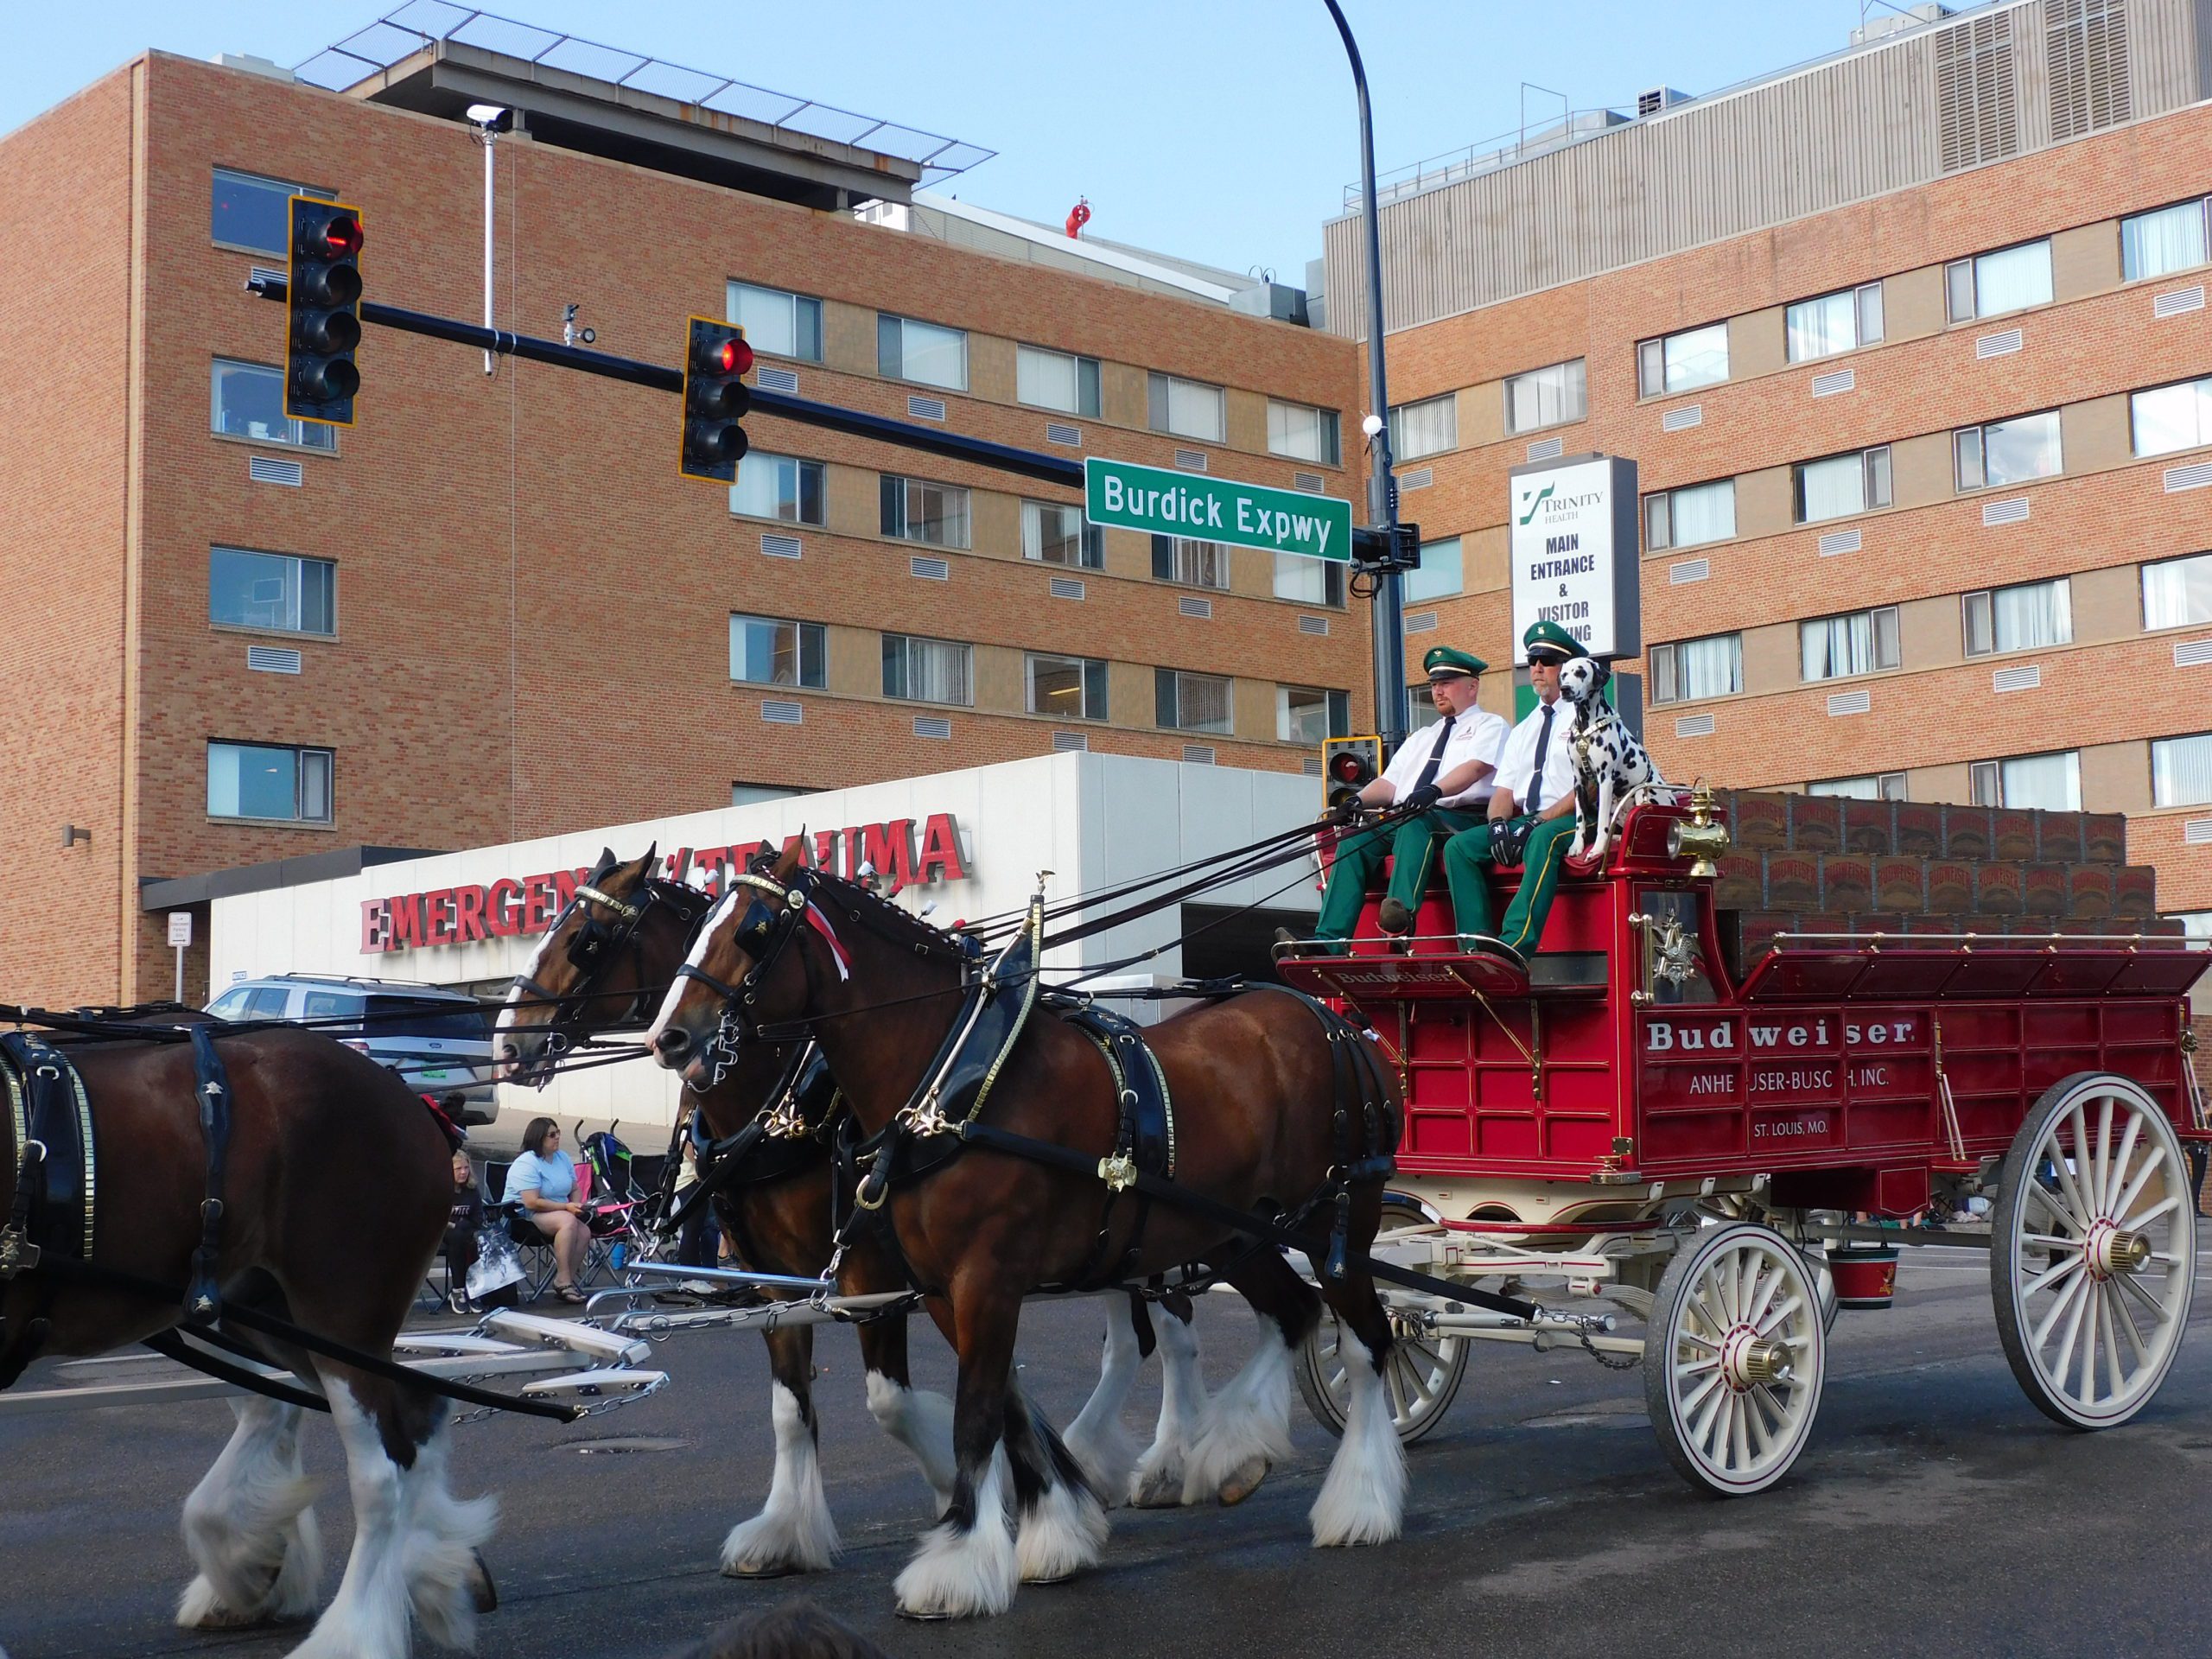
644, 840, 834, 1093
495, 842, 711, 1087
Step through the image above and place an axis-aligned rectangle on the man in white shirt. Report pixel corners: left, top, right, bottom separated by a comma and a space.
1441, 620, 1584, 965
1304, 645, 1508, 952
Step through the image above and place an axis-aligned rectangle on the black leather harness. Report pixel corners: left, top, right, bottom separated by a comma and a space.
0, 1032, 97, 1387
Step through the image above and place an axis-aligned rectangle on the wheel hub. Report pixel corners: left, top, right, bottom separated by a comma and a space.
1718, 1325, 1789, 1391
2084, 1218, 2150, 1281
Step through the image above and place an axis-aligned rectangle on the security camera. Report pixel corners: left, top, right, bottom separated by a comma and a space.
1360, 413, 1385, 437
466, 104, 513, 131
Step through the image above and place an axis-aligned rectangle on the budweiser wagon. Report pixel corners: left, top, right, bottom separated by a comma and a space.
1278, 785, 2212, 1495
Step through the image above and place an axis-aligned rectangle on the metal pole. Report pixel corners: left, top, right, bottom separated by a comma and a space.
1322, 0, 1407, 756
481, 130, 496, 374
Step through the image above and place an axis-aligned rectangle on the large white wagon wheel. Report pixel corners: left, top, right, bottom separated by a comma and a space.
1297, 1200, 1469, 1444
1643, 1221, 1826, 1495
1991, 1071, 2196, 1429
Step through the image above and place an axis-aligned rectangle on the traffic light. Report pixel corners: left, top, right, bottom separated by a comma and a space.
1323, 736, 1380, 811
681, 317, 753, 482
286, 196, 364, 426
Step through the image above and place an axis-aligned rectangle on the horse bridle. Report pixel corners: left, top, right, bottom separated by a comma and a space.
671, 869, 823, 1086
512, 876, 716, 1058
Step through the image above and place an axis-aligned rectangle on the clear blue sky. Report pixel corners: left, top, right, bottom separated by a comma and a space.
8, 2, 1892, 283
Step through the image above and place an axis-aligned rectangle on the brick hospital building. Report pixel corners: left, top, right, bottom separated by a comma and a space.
1325, 0, 2212, 943
0, 28, 1368, 1007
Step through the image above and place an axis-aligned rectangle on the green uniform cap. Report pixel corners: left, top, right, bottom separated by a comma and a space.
1522, 620, 1580, 662
1421, 645, 1488, 680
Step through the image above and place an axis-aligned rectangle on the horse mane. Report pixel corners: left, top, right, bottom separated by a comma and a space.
808, 870, 969, 962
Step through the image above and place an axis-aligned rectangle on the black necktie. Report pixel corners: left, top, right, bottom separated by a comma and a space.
1525, 704, 1554, 811
1413, 714, 1456, 792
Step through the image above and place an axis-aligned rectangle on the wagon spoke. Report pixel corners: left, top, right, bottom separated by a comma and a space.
1700, 1261, 1735, 1326
2054, 1111, 2094, 1221
1676, 1356, 1721, 1378
2109, 1144, 2169, 1231
2107, 1281, 2146, 1370
1745, 1386, 1775, 1459
2051, 1278, 2092, 1398
2032, 1269, 2088, 1353
1382, 1355, 1409, 1421
2024, 1179, 2088, 1238
2114, 1263, 2173, 1327
2023, 1230, 2082, 1252
2091, 1096, 2115, 1216
2020, 1251, 2085, 1301
2107, 1111, 2145, 1217
1755, 1294, 1805, 1338
2079, 1282, 2102, 1405
1689, 1376, 1729, 1451
1744, 1259, 1783, 1331
1675, 1328, 1720, 1354
1729, 1393, 1751, 1470
2117, 1192, 2182, 1236
1395, 1349, 1438, 1409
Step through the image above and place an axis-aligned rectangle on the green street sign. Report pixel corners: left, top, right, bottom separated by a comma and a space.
1084, 455, 1352, 563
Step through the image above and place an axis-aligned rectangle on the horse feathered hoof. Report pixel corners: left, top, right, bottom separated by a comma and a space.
723, 1560, 804, 1581
468, 1548, 499, 1613
1127, 1462, 1186, 1509
1216, 1454, 1272, 1507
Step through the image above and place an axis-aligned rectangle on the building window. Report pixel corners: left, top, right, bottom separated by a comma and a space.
1794, 446, 1892, 523
2130, 377, 2212, 458
1401, 537, 1463, 604
1637, 322, 1729, 397
1649, 633, 1743, 703
877, 314, 968, 391
1964, 577, 2072, 655
1267, 400, 1341, 465
728, 281, 823, 362
733, 782, 810, 807
1147, 373, 1225, 443
1154, 668, 1233, 734
1274, 553, 1345, 607
1808, 772, 1908, 801
1970, 751, 2081, 810
207, 741, 332, 823
1277, 685, 1350, 747
211, 359, 336, 451
1016, 346, 1101, 417
1800, 607, 1901, 681
1643, 479, 1737, 550
1785, 283, 1885, 362
880, 475, 971, 548
211, 168, 332, 253
1027, 652, 1107, 721
729, 613, 826, 689
2121, 199, 2212, 283
1945, 239, 2053, 321
1389, 394, 1457, 461
881, 633, 972, 705
1504, 359, 1586, 434
732, 453, 825, 524
2143, 551, 2212, 630
208, 548, 334, 635
2152, 733, 2212, 808
1022, 500, 1102, 568
1151, 536, 1230, 589
1955, 410, 2063, 490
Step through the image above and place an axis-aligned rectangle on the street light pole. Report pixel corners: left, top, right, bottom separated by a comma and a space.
1323, 0, 1407, 758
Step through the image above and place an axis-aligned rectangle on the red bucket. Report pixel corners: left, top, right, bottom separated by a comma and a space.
1829, 1244, 1899, 1310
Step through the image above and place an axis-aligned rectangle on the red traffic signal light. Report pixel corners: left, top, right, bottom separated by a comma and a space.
1321, 736, 1380, 810
286, 197, 364, 426
681, 316, 753, 483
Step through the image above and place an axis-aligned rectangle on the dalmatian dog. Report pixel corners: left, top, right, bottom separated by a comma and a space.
1558, 655, 1664, 861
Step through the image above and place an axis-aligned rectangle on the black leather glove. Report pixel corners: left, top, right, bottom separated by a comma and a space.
1399, 782, 1443, 814
1325, 795, 1364, 827
1490, 815, 1534, 867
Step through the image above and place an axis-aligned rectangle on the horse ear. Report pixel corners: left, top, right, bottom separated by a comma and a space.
593, 846, 618, 880
774, 831, 807, 881
636, 841, 658, 875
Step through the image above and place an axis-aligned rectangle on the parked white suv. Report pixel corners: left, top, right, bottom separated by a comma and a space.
207, 974, 497, 1124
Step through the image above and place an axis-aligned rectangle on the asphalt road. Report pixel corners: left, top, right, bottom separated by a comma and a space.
6, 1243, 2211, 1659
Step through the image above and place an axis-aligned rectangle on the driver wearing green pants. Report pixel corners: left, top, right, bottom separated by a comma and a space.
1441, 620, 1584, 967
1306, 645, 1507, 953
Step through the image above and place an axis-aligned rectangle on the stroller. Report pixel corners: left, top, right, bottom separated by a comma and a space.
572, 1120, 672, 1282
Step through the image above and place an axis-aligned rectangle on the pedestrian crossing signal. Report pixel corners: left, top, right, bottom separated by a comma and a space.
681, 317, 753, 482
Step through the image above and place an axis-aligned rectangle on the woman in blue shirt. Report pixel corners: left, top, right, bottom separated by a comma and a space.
505, 1117, 589, 1303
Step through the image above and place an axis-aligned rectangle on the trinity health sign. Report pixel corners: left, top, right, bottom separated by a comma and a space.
1507, 454, 1642, 664
1085, 455, 1352, 563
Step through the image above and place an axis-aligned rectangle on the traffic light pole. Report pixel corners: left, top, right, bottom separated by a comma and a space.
1322, 0, 1408, 759
249, 274, 1402, 540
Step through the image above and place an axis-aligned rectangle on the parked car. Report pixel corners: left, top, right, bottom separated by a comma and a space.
206, 973, 497, 1125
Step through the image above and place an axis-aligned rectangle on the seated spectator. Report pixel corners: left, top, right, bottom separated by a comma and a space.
443, 1148, 484, 1312
506, 1116, 590, 1304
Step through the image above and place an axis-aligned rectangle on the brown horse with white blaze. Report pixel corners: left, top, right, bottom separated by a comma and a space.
0, 1024, 495, 1659
493, 849, 1221, 1580
646, 847, 1409, 1620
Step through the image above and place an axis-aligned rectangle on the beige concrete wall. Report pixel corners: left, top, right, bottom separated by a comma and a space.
1732, 306, 1788, 380
2082, 738, 2152, 812
2072, 563, 2143, 640
1740, 620, 1799, 693
1897, 595, 1964, 670
1101, 363, 1147, 429
970, 492, 1020, 562
822, 300, 876, 377
2051, 220, 2120, 302
1459, 381, 1504, 448
1225, 388, 1267, 454
968, 334, 1017, 405
825, 624, 879, 696
1890, 431, 1955, 505
2063, 392, 2134, 474
1736, 466, 1793, 540
825, 464, 879, 539
972, 644, 1023, 713
1233, 677, 1277, 743
1907, 761, 1974, 804
1885, 264, 1948, 341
